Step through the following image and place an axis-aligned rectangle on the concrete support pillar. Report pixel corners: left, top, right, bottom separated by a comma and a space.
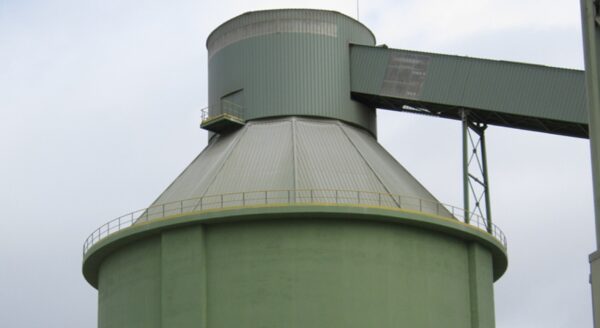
468, 242, 495, 328
161, 226, 207, 328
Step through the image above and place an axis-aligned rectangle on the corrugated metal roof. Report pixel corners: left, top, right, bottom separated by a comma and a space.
350, 44, 588, 138
294, 119, 385, 192
149, 131, 243, 205
204, 119, 295, 195
150, 117, 450, 216
341, 125, 443, 206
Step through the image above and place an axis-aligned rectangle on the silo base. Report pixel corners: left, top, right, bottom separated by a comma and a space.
89, 209, 504, 328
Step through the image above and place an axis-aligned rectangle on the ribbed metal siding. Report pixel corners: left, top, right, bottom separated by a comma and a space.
341, 124, 452, 216
350, 45, 587, 125
150, 131, 242, 205
425, 53, 586, 123
208, 10, 377, 135
204, 120, 294, 195
207, 9, 375, 56
294, 119, 385, 192
150, 117, 447, 212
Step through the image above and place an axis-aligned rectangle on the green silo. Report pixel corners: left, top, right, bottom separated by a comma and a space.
83, 9, 507, 328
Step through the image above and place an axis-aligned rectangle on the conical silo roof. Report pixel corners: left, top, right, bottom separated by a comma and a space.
150, 116, 450, 217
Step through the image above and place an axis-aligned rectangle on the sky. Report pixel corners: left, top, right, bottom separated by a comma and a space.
0, 0, 593, 327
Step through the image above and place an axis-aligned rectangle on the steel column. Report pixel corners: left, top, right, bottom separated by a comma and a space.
580, 0, 600, 326
480, 126, 493, 233
582, 0, 600, 249
462, 110, 471, 224
461, 109, 492, 231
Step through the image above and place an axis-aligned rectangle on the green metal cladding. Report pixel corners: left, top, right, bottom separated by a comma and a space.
84, 9, 508, 328
350, 44, 587, 137
145, 117, 453, 211
207, 9, 377, 134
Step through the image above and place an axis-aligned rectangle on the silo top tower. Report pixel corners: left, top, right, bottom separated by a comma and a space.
205, 9, 377, 135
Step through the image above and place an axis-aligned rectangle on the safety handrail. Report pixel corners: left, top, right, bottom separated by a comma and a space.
200, 99, 244, 123
82, 189, 507, 256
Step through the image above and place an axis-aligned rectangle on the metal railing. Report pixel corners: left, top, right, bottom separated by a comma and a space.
82, 189, 507, 256
200, 100, 244, 123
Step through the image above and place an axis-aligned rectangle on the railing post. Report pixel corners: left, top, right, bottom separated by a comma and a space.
243, 192, 246, 206
335, 190, 338, 203
287, 190, 290, 203
398, 195, 401, 208
378, 193, 381, 206
357, 191, 360, 204
221, 194, 224, 208
180, 201, 183, 214
162, 204, 165, 218
419, 199, 422, 212
310, 190, 313, 203
265, 191, 268, 204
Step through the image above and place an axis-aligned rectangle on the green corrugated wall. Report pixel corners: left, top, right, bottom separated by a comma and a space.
208, 10, 378, 135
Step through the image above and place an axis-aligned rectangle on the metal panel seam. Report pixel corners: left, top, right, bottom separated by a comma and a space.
336, 121, 400, 207
199, 127, 250, 198
149, 134, 222, 206
291, 117, 298, 192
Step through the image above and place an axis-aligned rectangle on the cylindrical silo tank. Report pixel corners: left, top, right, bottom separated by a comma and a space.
82, 9, 507, 328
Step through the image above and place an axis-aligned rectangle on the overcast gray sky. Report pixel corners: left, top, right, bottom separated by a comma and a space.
0, 0, 593, 327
